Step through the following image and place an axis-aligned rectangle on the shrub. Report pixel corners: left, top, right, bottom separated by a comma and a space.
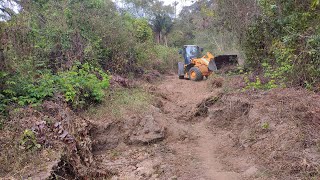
243, 1, 320, 90
133, 19, 153, 43
135, 44, 180, 73
0, 62, 110, 114
244, 75, 278, 90
20, 129, 41, 150
58, 62, 110, 108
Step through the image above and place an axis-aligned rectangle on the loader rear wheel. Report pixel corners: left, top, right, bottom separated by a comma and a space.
189, 67, 203, 81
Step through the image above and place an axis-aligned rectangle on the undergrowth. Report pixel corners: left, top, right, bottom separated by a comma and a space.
0, 62, 110, 115
244, 75, 278, 90
244, 1, 320, 91
86, 88, 151, 120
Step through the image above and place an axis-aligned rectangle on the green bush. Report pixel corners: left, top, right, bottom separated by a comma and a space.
153, 45, 180, 73
135, 44, 180, 73
133, 19, 153, 43
0, 62, 110, 113
243, 1, 320, 90
18, 73, 56, 106
20, 129, 41, 150
244, 76, 278, 90
58, 62, 110, 108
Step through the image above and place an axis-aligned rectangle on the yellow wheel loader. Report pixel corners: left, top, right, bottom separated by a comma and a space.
178, 45, 238, 81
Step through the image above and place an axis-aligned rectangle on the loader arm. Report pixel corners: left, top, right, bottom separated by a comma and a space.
191, 52, 215, 66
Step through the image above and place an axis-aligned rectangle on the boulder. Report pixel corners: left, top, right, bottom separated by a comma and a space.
129, 115, 165, 145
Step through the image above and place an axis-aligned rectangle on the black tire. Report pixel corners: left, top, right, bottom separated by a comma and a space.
179, 75, 184, 79
189, 67, 203, 81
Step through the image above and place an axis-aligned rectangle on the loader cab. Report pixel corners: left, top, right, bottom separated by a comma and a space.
179, 45, 203, 65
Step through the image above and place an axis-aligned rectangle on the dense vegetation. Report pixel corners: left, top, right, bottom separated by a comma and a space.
0, 0, 319, 116
244, 0, 320, 90
0, 0, 178, 116
170, 0, 320, 90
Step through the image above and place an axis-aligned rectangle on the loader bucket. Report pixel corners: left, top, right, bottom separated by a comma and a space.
208, 60, 218, 72
214, 55, 238, 69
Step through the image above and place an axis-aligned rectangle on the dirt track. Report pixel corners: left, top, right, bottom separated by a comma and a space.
92, 74, 320, 180
92, 75, 256, 180
154, 75, 248, 180
4, 74, 318, 179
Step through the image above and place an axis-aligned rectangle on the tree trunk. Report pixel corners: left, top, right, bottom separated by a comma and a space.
164, 35, 168, 47
156, 32, 160, 44
159, 32, 162, 44
0, 48, 4, 71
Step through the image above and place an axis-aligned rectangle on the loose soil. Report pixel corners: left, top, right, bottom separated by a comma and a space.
90, 75, 320, 180
89, 75, 258, 180
150, 75, 246, 179
2, 74, 320, 179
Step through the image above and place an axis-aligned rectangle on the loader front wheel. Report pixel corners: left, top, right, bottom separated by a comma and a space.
189, 67, 203, 81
